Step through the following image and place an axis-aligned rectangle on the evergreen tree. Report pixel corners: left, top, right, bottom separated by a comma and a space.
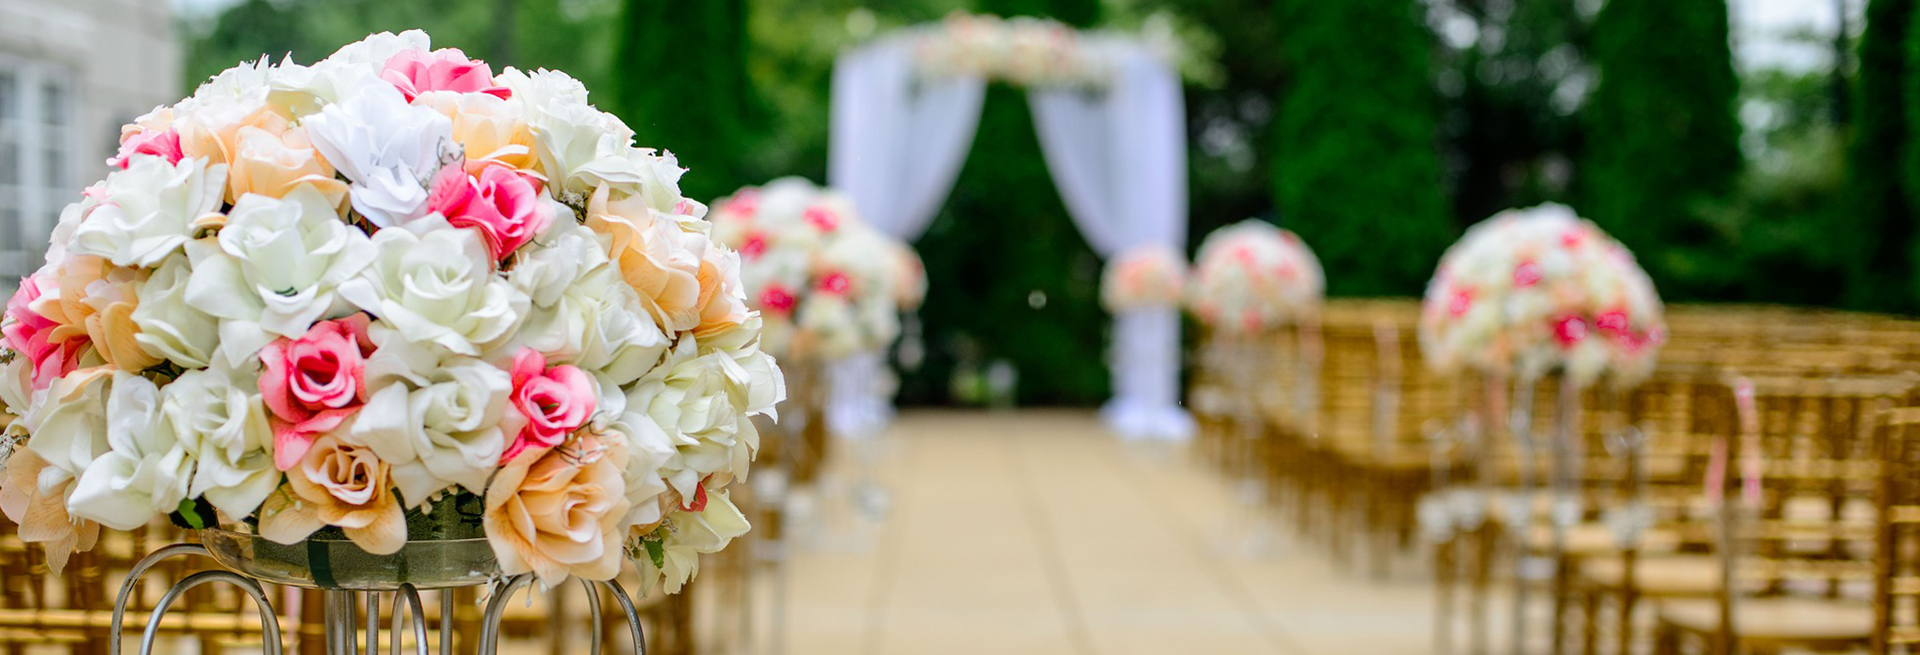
609, 0, 757, 201
900, 0, 1110, 405
1845, 0, 1912, 311
1271, 0, 1453, 296
1581, 0, 1741, 298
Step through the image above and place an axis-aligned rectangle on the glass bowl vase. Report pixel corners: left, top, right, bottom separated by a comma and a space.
200, 526, 500, 591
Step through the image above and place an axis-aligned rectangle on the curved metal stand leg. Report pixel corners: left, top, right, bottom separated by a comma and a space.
139, 569, 284, 655
578, 578, 604, 655
392, 584, 429, 655
110, 543, 211, 655
477, 574, 534, 655
596, 579, 648, 655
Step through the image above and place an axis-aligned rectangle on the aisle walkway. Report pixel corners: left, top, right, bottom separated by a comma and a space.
782, 410, 1435, 655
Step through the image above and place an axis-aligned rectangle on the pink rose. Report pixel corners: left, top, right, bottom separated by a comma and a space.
106, 129, 184, 169
1552, 315, 1588, 348
429, 163, 554, 261
1512, 260, 1542, 288
759, 286, 796, 314
502, 349, 595, 464
739, 232, 768, 260
1446, 287, 1475, 318
260, 315, 375, 471
380, 48, 511, 102
803, 205, 839, 232
4, 275, 88, 390
818, 271, 851, 295
721, 190, 760, 219
1593, 310, 1631, 336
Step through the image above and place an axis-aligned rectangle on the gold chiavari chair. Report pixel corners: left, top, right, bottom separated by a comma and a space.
1875, 405, 1920, 654
1650, 374, 1915, 655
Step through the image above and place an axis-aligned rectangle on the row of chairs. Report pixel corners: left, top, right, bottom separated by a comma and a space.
1191, 300, 1920, 655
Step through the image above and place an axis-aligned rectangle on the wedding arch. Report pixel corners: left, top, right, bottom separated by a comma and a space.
827, 15, 1194, 440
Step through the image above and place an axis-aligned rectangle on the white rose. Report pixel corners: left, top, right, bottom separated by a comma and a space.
303, 83, 458, 227
185, 186, 374, 363
66, 372, 192, 530
21, 369, 115, 503
636, 493, 750, 594
511, 219, 610, 308
69, 157, 227, 267
349, 350, 509, 506
131, 252, 221, 368
494, 67, 589, 114
629, 341, 766, 498
503, 220, 617, 359
338, 215, 528, 356
166, 361, 279, 518
0, 356, 30, 418
577, 285, 671, 388
521, 97, 644, 200
588, 384, 676, 529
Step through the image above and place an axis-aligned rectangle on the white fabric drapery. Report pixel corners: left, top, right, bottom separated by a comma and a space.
1029, 46, 1192, 440
824, 34, 1194, 441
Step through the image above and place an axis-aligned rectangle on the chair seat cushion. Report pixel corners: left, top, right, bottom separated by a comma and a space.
1580, 554, 1721, 596
1656, 597, 1872, 644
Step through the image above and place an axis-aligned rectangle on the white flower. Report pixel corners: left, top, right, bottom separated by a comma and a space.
21, 369, 115, 507
66, 372, 191, 531
503, 219, 617, 359
185, 186, 374, 363
577, 284, 671, 388
166, 361, 279, 518
494, 66, 589, 114
303, 83, 458, 227
131, 253, 221, 368
636, 493, 750, 594
0, 356, 30, 418
338, 214, 528, 356
518, 94, 644, 200
69, 157, 227, 267
593, 389, 676, 529
349, 342, 509, 506
628, 340, 775, 499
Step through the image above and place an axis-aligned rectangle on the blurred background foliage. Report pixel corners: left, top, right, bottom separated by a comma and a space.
179, 0, 1884, 405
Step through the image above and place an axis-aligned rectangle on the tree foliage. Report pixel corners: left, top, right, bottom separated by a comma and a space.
1580, 0, 1742, 300
1270, 0, 1454, 296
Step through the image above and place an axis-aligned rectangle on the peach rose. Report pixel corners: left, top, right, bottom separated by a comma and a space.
416, 91, 538, 173
484, 434, 631, 587
258, 433, 406, 554
690, 239, 749, 339
53, 256, 159, 373
584, 186, 702, 333
227, 125, 349, 207
0, 448, 100, 575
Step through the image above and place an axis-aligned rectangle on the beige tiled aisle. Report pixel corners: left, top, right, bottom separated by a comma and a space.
778, 410, 1436, 655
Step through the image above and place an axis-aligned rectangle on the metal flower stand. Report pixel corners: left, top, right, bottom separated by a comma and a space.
109, 542, 649, 655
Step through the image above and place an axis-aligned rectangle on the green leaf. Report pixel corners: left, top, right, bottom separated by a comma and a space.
170, 497, 214, 530
644, 538, 666, 570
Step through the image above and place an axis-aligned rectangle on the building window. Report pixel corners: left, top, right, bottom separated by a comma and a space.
0, 56, 77, 280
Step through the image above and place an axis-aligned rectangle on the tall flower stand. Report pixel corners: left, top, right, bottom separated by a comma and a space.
109, 535, 650, 655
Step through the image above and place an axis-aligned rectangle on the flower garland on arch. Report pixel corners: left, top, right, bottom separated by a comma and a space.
1418, 203, 1665, 387
906, 11, 1220, 89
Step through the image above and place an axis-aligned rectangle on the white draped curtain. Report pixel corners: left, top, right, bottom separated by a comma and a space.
825, 35, 1193, 441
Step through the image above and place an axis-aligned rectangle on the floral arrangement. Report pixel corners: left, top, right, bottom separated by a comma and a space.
1419, 203, 1665, 386
913, 13, 1108, 87
1186, 220, 1323, 335
708, 178, 904, 361
1101, 245, 1187, 311
886, 241, 928, 312
0, 31, 783, 595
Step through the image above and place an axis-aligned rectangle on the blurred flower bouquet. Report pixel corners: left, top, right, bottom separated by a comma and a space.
708, 178, 907, 362
1101, 245, 1188, 311
1419, 203, 1664, 386
1186, 220, 1323, 335
0, 31, 783, 595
